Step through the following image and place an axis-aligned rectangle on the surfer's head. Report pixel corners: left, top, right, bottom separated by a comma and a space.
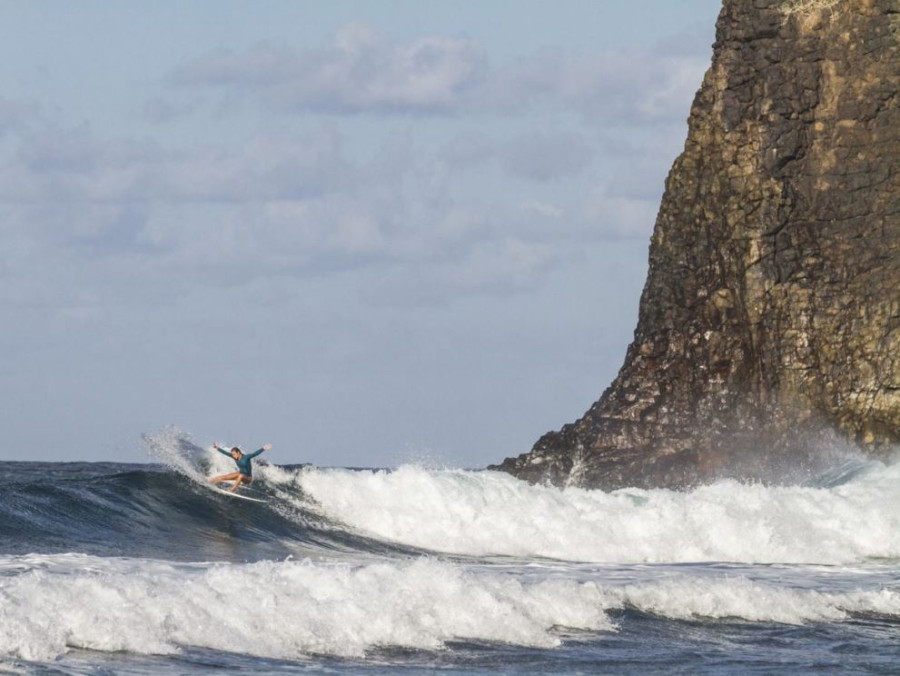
230, 447, 242, 459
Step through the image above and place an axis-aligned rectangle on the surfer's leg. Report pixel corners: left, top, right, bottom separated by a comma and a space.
210, 472, 239, 485
230, 474, 250, 492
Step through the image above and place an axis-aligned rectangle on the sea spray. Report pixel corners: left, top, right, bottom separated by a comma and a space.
143, 427, 239, 482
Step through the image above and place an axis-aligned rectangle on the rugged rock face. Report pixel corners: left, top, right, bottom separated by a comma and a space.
492, 0, 900, 489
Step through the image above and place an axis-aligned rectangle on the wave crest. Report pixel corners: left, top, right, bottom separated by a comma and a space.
295, 462, 900, 564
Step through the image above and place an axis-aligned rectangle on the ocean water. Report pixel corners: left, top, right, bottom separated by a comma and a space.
1, 430, 898, 674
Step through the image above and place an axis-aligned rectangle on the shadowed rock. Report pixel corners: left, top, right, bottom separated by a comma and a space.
492, 0, 900, 489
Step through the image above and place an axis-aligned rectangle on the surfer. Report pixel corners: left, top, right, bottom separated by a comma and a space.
209, 442, 271, 492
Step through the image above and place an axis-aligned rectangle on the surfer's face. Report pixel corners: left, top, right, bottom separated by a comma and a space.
231, 450, 242, 460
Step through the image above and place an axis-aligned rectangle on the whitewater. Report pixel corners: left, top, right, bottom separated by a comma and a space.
289, 462, 900, 564
1, 430, 898, 674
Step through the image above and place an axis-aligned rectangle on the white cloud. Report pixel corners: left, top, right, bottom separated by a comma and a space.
0, 119, 574, 303
171, 24, 487, 114
0, 125, 354, 206
162, 23, 709, 128
492, 47, 708, 126
0, 117, 672, 313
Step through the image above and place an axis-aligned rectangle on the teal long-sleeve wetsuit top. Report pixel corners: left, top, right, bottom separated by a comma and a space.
217, 447, 264, 477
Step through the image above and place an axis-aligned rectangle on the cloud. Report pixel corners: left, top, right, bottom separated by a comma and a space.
0, 112, 672, 313
491, 47, 708, 126
0, 124, 353, 206
161, 23, 709, 128
171, 24, 487, 114
0, 119, 572, 303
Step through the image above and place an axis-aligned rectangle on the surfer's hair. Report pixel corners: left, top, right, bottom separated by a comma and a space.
230, 447, 241, 455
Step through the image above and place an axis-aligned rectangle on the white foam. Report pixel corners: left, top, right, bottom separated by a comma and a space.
294, 462, 900, 564
612, 576, 900, 624
1, 554, 897, 662
0, 555, 611, 662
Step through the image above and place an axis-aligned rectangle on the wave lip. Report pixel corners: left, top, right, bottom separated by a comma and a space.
296, 463, 900, 564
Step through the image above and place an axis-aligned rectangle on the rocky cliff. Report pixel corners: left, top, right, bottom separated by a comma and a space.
492, 0, 900, 489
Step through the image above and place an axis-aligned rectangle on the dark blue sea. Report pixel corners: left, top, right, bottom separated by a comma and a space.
1, 429, 898, 674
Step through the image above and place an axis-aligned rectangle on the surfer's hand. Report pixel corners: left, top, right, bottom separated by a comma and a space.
262, 443, 272, 451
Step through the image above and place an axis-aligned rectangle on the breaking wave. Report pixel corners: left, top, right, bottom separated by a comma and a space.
294, 462, 900, 564
1, 553, 897, 662
3, 430, 897, 565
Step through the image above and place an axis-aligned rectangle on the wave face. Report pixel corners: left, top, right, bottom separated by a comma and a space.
2, 553, 897, 662
295, 462, 900, 564
3, 431, 898, 565
0, 432, 417, 562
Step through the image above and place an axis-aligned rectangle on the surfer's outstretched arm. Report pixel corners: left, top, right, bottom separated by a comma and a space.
213, 442, 232, 458
245, 444, 271, 460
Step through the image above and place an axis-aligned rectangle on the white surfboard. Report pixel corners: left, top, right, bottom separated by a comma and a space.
204, 481, 267, 503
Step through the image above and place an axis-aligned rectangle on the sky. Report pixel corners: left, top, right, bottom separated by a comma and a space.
0, 0, 722, 468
